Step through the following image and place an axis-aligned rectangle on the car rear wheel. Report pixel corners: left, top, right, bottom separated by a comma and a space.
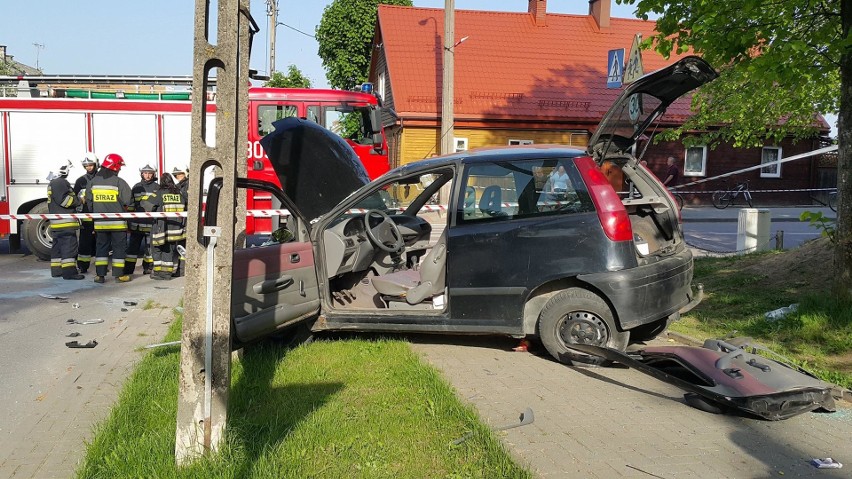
539, 288, 629, 366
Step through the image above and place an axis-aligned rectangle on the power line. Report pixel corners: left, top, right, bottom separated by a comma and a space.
277, 22, 315, 39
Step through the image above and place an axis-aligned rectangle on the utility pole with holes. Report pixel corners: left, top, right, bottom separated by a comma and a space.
267, 0, 278, 74
175, 0, 250, 463
440, 0, 455, 157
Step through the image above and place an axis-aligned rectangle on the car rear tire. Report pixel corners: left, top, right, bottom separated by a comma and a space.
22, 202, 54, 261
539, 288, 629, 366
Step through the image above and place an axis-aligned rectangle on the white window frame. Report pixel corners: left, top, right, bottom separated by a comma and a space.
378, 71, 386, 101
508, 139, 534, 146
454, 137, 469, 153
760, 146, 782, 178
683, 145, 707, 177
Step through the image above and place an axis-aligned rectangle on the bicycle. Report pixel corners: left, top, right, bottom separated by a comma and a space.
712, 179, 753, 209
828, 190, 837, 213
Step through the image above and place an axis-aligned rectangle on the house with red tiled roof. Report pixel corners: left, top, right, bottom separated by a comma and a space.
370, 0, 833, 205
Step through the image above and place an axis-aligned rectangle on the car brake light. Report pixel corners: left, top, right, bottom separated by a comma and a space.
573, 156, 633, 242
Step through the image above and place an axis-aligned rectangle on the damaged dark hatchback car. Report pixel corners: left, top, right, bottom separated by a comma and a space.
210, 56, 716, 364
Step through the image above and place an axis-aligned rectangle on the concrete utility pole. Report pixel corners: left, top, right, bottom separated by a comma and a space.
175, 0, 250, 463
440, 0, 455, 156
267, 0, 278, 74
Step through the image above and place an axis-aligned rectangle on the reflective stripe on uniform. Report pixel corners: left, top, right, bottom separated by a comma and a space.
95, 257, 109, 266
94, 220, 127, 231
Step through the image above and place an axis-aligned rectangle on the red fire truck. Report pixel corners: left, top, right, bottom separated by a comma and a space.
0, 80, 389, 259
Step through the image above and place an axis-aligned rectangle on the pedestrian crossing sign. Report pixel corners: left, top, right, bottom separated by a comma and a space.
623, 34, 645, 84
607, 49, 624, 89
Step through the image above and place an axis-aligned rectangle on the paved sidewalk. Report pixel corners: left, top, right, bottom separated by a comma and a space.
0, 274, 183, 479
411, 335, 851, 479
681, 206, 835, 223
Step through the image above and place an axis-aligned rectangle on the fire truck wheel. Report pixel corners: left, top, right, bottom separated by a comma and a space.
23, 202, 53, 261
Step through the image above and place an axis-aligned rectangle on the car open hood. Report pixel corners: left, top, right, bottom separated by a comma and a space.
260, 117, 371, 221
588, 56, 718, 162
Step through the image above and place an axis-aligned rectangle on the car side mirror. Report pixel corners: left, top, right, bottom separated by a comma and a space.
369, 107, 385, 154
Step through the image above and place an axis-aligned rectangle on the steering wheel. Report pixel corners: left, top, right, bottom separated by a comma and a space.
363, 209, 405, 253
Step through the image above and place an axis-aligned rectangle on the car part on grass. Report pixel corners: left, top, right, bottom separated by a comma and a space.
66, 340, 98, 348
565, 339, 836, 421
452, 407, 535, 445
66, 319, 104, 325
144, 340, 181, 350
66, 332, 81, 337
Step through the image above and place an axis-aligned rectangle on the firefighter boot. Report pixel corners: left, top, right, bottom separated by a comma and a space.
94, 276, 106, 284
117, 275, 132, 283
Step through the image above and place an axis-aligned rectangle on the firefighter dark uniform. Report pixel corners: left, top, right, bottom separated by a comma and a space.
47, 162, 84, 280
149, 175, 187, 280
85, 153, 133, 283
125, 165, 159, 275
172, 166, 189, 277
73, 153, 99, 273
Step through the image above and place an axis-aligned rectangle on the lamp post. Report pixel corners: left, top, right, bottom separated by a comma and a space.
440, 0, 455, 157
267, 0, 278, 74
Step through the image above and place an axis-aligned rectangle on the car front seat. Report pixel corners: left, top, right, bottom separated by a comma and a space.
371, 230, 447, 305
479, 184, 502, 216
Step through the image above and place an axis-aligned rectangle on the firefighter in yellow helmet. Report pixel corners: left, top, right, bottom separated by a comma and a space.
47, 161, 84, 280
171, 165, 189, 276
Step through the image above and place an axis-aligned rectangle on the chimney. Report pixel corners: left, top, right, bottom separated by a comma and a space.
528, 0, 547, 26
589, 0, 611, 29
0, 45, 6, 62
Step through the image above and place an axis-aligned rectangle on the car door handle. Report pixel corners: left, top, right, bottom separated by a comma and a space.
253, 275, 294, 295
290, 253, 300, 263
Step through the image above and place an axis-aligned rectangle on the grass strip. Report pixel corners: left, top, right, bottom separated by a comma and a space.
672, 253, 852, 389
77, 318, 531, 479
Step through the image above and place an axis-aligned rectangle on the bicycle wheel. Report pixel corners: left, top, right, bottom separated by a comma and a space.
829, 192, 837, 212
745, 191, 753, 208
675, 193, 684, 211
712, 191, 731, 209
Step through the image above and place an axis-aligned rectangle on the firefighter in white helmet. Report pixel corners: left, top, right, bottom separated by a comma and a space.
73, 152, 99, 273
47, 161, 84, 280
125, 164, 159, 275
171, 165, 189, 276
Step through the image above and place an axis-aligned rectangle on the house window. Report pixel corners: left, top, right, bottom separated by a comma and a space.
761, 146, 782, 178
683, 146, 707, 176
508, 139, 534, 146
454, 137, 468, 152
378, 71, 386, 101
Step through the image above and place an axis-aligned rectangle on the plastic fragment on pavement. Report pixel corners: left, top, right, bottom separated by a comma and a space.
811, 458, 842, 469
40, 294, 69, 300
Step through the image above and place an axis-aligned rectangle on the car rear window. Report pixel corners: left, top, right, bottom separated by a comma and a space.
457, 158, 594, 223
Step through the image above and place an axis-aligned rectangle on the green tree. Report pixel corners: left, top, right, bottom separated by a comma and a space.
618, 0, 851, 298
264, 64, 312, 88
316, 0, 412, 90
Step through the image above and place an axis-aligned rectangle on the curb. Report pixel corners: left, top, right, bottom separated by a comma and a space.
663, 330, 852, 405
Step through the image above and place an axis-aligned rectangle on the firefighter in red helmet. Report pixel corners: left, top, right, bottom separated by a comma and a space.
85, 153, 133, 283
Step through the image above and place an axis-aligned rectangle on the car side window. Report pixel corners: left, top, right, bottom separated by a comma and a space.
458, 158, 594, 223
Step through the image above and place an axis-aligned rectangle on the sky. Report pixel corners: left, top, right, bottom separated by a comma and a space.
0, 0, 837, 134
0, 0, 645, 87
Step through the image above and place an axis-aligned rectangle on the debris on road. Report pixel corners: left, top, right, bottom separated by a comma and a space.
811, 458, 842, 469
453, 407, 534, 445
66, 319, 104, 325
123, 301, 138, 306
66, 332, 81, 337
39, 294, 69, 300
65, 340, 98, 349
566, 338, 836, 421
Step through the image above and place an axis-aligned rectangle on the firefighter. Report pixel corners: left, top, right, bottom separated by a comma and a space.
85, 153, 133, 283
125, 164, 159, 275
47, 161, 84, 280
171, 166, 189, 277
149, 173, 187, 280
73, 152, 99, 273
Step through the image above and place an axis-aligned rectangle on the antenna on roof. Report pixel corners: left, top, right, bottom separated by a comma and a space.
32, 43, 45, 71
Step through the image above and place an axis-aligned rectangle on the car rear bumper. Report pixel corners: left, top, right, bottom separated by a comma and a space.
577, 248, 698, 330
